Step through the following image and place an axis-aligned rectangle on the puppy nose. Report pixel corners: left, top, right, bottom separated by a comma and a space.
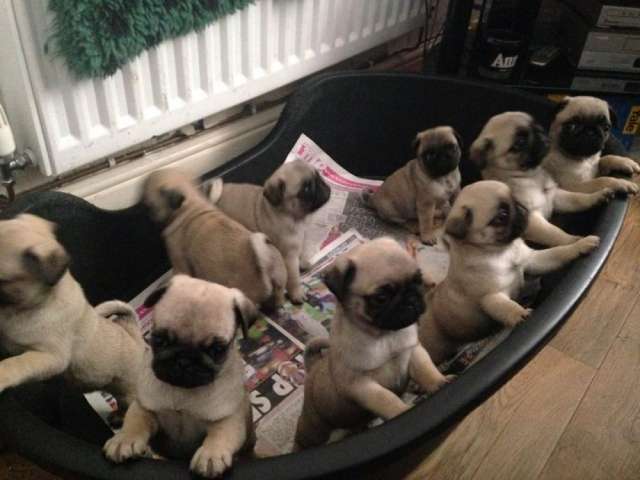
177, 357, 191, 368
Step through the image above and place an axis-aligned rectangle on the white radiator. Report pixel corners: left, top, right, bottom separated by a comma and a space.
0, 0, 425, 176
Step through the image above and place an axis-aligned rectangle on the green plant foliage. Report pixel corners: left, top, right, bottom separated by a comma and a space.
48, 0, 255, 78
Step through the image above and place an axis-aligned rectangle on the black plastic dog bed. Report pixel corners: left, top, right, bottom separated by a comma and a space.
0, 72, 629, 479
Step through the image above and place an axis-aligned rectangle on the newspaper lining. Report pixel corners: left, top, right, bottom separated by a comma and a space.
86, 134, 509, 457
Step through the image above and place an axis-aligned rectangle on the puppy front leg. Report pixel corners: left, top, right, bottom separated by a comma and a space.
190, 407, 248, 478
104, 401, 158, 463
567, 178, 638, 195
285, 252, 305, 304
299, 230, 312, 271
409, 345, 453, 393
524, 211, 580, 246
553, 188, 613, 213
416, 198, 437, 245
347, 377, 410, 420
0, 350, 68, 393
599, 155, 640, 176
480, 293, 531, 328
525, 236, 600, 275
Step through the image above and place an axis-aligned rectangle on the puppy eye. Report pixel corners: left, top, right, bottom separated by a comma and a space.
510, 136, 528, 152
207, 342, 228, 359
564, 122, 580, 133
490, 208, 510, 227
150, 332, 170, 349
299, 181, 313, 198
369, 284, 396, 306
371, 292, 390, 306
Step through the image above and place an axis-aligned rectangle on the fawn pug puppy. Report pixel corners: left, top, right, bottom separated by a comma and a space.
544, 96, 639, 194
208, 159, 331, 304
104, 275, 256, 478
142, 168, 287, 311
367, 126, 462, 245
294, 238, 451, 449
470, 111, 613, 246
418, 181, 600, 364
0, 214, 144, 414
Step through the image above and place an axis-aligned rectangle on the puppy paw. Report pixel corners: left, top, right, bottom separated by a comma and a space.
596, 188, 615, 203
424, 373, 456, 394
504, 306, 532, 328
420, 232, 438, 246
190, 445, 233, 478
288, 288, 306, 305
575, 235, 600, 255
613, 179, 639, 195
299, 256, 312, 271
103, 433, 149, 463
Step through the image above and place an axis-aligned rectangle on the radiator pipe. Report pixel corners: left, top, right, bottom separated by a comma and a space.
0, 149, 34, 204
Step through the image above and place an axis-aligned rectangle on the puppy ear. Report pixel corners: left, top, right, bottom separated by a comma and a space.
453, 129, 464, 150
159, 187, 185, 210
263, 178, 285, 206
22, 244, 70, 286
469, 138, 493, 170
552, 97, 570, 118
144, 286, 168, 308
323, 258, 356, 302
411, 135, 420, 155
445, 206, 473, 240
231, 290, 258, 339
608, 106, 618, 130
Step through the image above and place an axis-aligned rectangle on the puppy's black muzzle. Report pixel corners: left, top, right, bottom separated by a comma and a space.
421, 144, 460, 178
300, 172, 331, 214
152, 347, 218, 389
367, 272, 426, 331
559, 122, 608, 158
520, 124, 549, 170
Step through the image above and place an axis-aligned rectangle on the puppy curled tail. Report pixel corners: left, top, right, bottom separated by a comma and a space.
95, 300, 142, 342
304, 337, 330, 372
207, 177, 224, 204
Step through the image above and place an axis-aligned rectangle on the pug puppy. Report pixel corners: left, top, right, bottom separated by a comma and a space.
294, 238, 451, 449
142, 168, 287, 311
544, 96, 639, 194
367, 126, 462, 245
103, 275, 256, 478
0, 214, 144, 414
418, 180, 600, 364
470, 111, 613, 246
208, 159, 331, 304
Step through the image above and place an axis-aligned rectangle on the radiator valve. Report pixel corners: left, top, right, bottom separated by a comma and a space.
0, 102, 34, 203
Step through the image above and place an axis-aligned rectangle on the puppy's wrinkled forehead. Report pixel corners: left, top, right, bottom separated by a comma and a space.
348, 238, 419, 293
144, 169, 195, 197
153, 276, 237, 346
416, 126, 458, 150
0, 215, 57, 273
274, 159, 318, 189
453, 180, 513, 225
556, 96, 610, 124
481, 112, 532, 146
